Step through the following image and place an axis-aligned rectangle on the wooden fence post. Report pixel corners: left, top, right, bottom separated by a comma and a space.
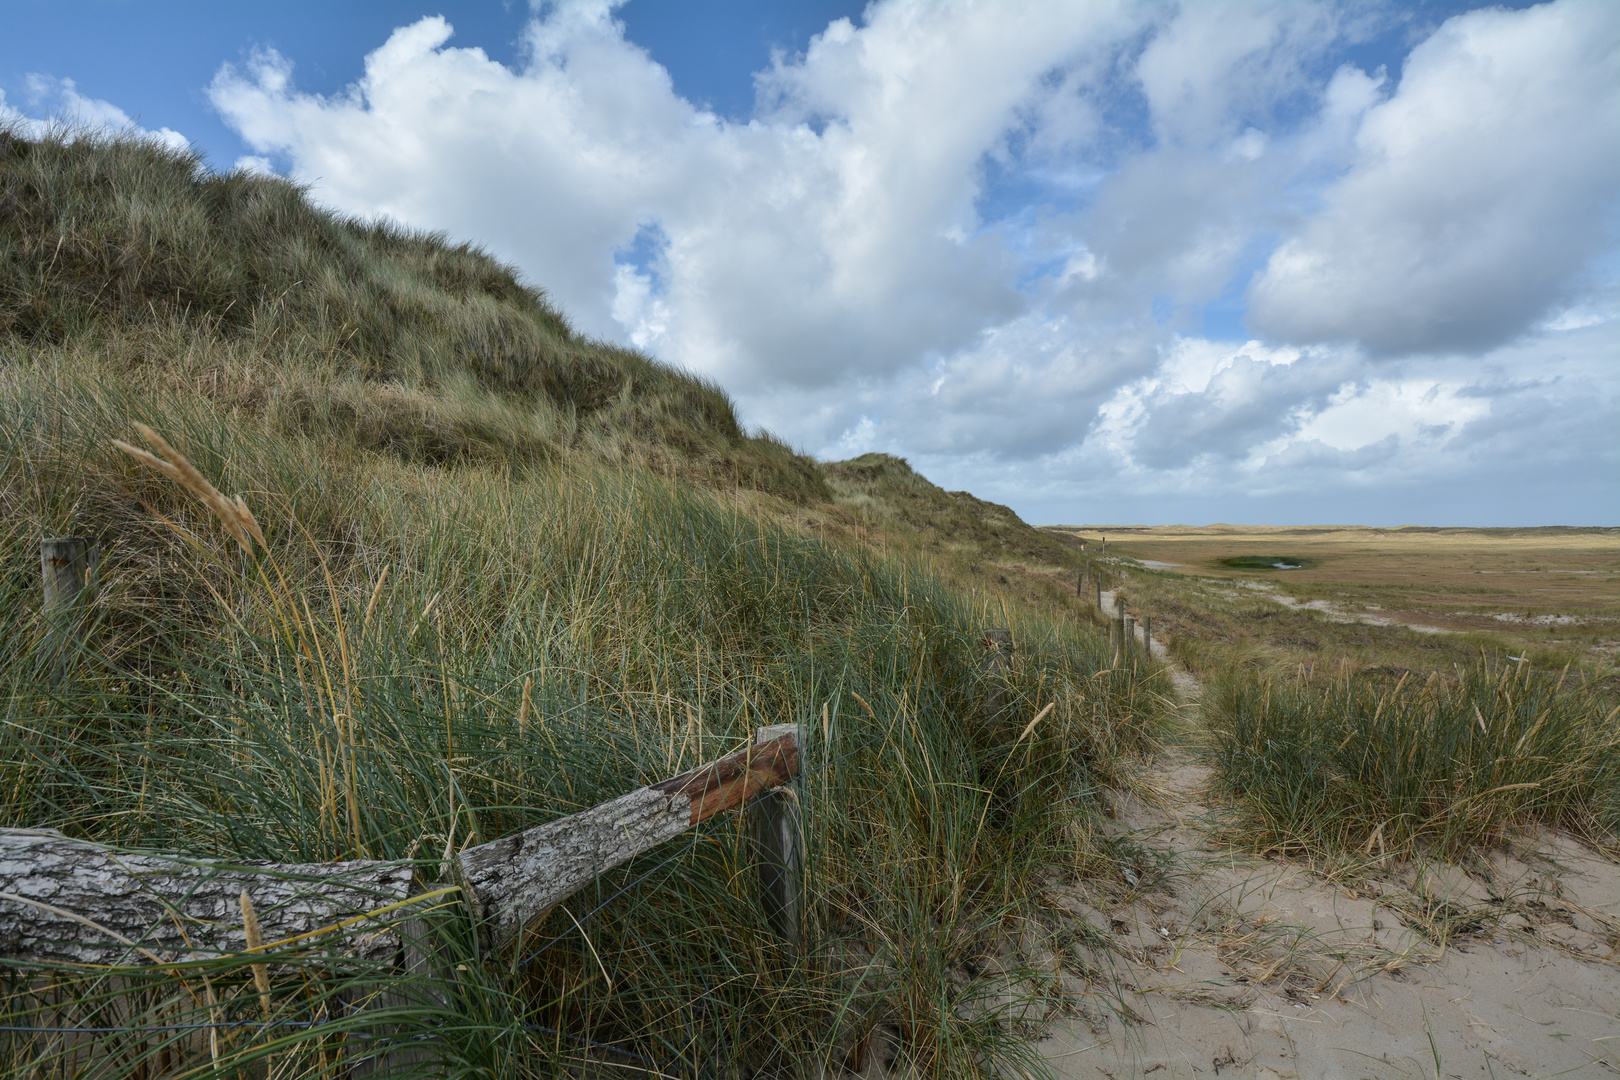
1109, 596, 1122, 665
41, 537, 98, 616
1142, 615, 1152, 663
749, 724, 801, 948
1095, 575, 1103, 611
349, 913, 453, 1077
40, 537, 98, 684
1123, 615, 1135, 669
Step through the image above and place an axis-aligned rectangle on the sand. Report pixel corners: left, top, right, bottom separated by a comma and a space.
1031, 620, 1619, 1080
1037, 756, 1619, 1079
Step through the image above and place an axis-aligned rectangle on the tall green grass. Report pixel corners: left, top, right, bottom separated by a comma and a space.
1206, 663, 1620, 860
0, 375, 1163, 1075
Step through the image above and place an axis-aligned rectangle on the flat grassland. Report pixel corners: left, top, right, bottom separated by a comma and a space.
1053, 524, 1620, 669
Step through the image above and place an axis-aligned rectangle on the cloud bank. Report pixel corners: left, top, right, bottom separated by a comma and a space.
1248, 0, 1620, 355
190, 0, 1618, 523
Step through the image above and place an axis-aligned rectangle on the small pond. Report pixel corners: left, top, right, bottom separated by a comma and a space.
1218, 555, 1310, 571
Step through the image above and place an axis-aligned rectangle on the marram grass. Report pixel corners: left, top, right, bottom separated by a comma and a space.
0, 125, 1167, 1077
1205, 662, 1620, 861
0, 124, 825, 501
0, 404, 1165, 1077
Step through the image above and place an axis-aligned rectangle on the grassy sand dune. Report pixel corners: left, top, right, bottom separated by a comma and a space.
0, 127, 824, 499
0, 129, 1163, 1077
2, 128, 1613, 1078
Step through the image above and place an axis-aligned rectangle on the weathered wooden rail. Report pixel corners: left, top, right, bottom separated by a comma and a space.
457, 723, 800, 953
0, 726, 801, 968
0, 833, 420, 966
10, 537, 803, 967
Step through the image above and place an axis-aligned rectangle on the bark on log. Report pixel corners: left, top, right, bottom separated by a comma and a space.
2, 733, 802, 969
456, 729, 800, 953
0, 828, 418, 966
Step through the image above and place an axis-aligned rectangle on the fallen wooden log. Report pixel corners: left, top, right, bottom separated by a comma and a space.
0, 727, 802, 968
0, 828, 420, 966
457, 727, 800, 952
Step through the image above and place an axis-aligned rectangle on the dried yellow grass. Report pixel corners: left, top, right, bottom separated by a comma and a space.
239, 890, 272, 1020
113, 422, 262, 553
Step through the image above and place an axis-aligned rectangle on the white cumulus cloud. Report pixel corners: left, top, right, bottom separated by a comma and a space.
1249, 0, 1620, 355
2, 76, 189, 150
195, 0, 1617, 525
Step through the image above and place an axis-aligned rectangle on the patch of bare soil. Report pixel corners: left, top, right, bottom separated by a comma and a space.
1034, 663, 1620, 1079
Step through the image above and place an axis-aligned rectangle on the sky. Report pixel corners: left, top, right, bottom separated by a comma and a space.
3, 0, 1616, 527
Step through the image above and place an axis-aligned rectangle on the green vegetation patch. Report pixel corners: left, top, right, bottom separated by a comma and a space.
0, 129, 1170, 1075
0, 408, 1165, 1075
1205, 661, 1620, 859
823, 452, 1082, 567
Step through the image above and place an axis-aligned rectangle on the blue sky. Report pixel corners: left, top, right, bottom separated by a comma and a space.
3, 1, 1615, 526
1, 1, 867, 166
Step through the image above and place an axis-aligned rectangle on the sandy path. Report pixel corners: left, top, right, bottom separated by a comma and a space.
1099, 586, 1193, 695
1035, 617, 1620, 1080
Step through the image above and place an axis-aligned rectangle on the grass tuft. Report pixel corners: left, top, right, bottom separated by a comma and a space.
1205, 660, 1620, 860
